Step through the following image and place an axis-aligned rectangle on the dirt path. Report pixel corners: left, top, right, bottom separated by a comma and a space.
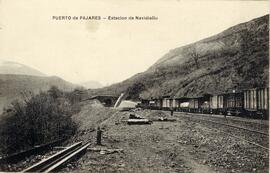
66, 107, 268, 173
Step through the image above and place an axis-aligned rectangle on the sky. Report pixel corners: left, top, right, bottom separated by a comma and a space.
0, 0, 268, 85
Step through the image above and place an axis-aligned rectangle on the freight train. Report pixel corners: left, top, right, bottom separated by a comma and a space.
138, 87, 269, 119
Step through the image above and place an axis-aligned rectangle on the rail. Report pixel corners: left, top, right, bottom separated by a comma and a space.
21, 141, 90, 172
190, 118, 268, 136
0, 138, 66, 164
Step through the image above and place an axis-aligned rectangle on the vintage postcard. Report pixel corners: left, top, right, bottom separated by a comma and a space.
0, 0, 269, 172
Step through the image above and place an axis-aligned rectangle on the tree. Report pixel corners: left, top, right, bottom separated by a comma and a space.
239, 29, 254, 57
0, 88, 77, 154
48, 86, 63, 99
188, 45, 200, 69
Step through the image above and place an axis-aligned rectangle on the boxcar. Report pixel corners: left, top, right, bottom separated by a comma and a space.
210, 95, 224, 114
172, 98, 177, 110
223, 92, 244, 116
169, 98, 173, 110
188, 94, 211, 113
244, 87, 269, 119
200, 94, 211, 114
162, 97, 167, 109
201, 101, 210, 114
174, 99, 180, 110
176, 97, 190, 112
154, 98, 163, 110
244, 88, 257, 117
161, 96, 171, 110
180, 102, 190, 112
257, 87, 269, 119
165, 98, 178, 110
188, 97, 200, 113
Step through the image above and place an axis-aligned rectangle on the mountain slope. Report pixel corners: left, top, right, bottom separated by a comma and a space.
0, 61, 46, 76
0, 74, 77, 114
89, 15, 269, 100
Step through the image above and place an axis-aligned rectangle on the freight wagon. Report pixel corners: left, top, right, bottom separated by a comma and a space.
176, 97, 190, 112
223, 92, 244, 116
188, 94, 211, 113
138, 87, 269, 119
154, 98, 163, 110
162, 96, 171, 110
244, 87, 269, 119
209, 95, 224, 114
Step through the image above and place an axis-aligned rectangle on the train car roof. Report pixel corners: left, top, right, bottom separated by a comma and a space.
242, 87, 269, 91
174, 97, 191, 100
221, 91, 243, 96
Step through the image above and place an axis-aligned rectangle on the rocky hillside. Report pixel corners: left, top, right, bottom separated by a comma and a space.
89, 14, 269, 100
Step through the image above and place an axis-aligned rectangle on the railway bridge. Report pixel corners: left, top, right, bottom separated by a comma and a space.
87, 95, 119, 107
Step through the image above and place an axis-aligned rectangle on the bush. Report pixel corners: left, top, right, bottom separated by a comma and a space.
0, 86, 78, 154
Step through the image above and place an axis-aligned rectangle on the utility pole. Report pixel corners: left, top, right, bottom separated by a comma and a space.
96, 127, 102, 145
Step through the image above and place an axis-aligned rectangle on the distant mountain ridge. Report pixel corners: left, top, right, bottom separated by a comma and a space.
88, 14, 269, 100
0, 61, 46, 76
0, 74, 77, 114
0, 61, 77, 114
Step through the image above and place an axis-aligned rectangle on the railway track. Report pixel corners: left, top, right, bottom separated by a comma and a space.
174, 112, 269, 151
21, 141, 90, 172
0, 138, 66, 165
184, 116, 267, 136
173, 111, 269, 133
